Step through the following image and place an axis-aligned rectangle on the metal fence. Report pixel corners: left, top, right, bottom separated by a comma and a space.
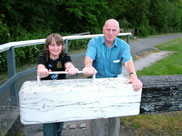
0, 33, 131, 105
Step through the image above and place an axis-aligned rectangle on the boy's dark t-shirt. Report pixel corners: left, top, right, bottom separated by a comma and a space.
38, 52, 72, 80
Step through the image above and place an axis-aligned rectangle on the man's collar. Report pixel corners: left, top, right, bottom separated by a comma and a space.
101, 36, 118, 47
101, 36, 105, 45
113, 39, 118, 47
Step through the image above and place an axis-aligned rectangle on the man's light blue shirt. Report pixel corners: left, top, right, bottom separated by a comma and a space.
86, 36, 132, 78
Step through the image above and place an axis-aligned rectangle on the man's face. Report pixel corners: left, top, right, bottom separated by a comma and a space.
103, 21, 120, 43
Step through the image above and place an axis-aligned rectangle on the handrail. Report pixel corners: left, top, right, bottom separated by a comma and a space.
0, 33, 132, 105
0, 33, 131, 53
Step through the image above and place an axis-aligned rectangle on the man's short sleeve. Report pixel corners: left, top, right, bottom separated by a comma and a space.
86, 38, 97, 61
122, 42, 132, 63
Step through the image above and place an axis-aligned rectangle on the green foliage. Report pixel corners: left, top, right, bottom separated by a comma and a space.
167, 2, 182, 32
0, 52, 6, 73
54, 0, 109, 33
108, 0, 151, 35
69, 39, 89, 51
1, 0, 182, 73
0, 0, 182, 40
0, 30, 50, 73
15, 45, 43, 67
0, 14, 9, 44
138, 21, 151, 37
149, 0, 168, 33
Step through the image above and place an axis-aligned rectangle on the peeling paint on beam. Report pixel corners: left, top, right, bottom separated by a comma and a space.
19, 77, 142, 125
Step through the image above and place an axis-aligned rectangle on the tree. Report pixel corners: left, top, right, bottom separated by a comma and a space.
107, 0, 151, 35
149, 0, 169, 33
54, 0, 110, 33
0, 15, 9, 44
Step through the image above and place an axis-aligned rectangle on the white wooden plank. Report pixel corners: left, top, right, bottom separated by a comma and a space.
19, 77, 142, 125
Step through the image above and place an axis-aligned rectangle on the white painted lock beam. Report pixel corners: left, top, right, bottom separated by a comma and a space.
19, 77, 142, 125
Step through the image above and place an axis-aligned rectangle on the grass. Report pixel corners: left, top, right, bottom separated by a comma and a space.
121, 112, 182, 136
0, 123, 5, 136
137, 37, 182, 76
0, 63, 37, 84
120, 37, 182, 136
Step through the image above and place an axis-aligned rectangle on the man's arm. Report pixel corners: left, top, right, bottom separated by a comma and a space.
82, 56, 97, 75
125, 60, 143, 91
84, 56, 93, 67
125, 60, 136, 75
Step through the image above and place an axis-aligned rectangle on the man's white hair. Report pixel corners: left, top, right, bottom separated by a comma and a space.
104, 19, 120, 30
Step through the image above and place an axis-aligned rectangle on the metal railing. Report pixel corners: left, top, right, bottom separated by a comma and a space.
0, 33, 131, 105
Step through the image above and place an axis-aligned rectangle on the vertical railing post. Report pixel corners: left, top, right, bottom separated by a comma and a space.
64, 39, 69, 53
64, 39, 69, 78
6, 46, 19, 105
126, 34, 130, 44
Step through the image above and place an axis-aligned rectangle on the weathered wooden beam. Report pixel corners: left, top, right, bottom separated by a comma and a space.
139, 75, 182, 114
19, 75, 182, 125
19, 77, 142, 125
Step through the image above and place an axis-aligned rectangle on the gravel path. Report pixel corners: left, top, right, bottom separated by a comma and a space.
130, 33, 182, 56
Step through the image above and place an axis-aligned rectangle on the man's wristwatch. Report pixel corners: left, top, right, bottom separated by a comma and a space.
129, 72, 137, 76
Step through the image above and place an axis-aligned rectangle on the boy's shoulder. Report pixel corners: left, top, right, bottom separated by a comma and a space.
39, 52, 47, 58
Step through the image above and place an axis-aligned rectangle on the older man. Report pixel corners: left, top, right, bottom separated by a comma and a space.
83, 19, 142, 136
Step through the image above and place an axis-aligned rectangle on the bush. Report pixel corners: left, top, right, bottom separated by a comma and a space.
138, 24, 151, 37
68, 39, 89, 51
0, 30, 50, 73
0, 15, 9, 44
0, 31, 90, 73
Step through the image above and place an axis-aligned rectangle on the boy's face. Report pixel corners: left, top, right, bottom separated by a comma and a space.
48, 38, 62, 59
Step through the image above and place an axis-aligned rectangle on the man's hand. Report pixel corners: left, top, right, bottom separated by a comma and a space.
82, 66, 97, 75
83, 56, 97, 75
127, 74, 143, 91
